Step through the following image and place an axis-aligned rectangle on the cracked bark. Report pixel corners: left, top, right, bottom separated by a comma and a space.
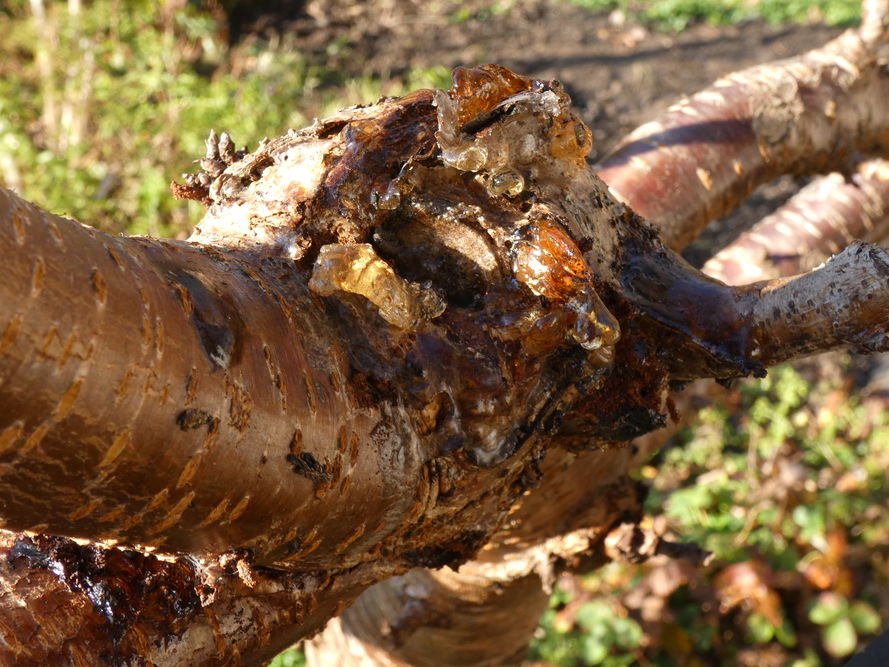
308, 10, 889, 665
0, 20, 888, 666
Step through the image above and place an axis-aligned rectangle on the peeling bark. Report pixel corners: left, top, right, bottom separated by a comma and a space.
0, 27, 888, 665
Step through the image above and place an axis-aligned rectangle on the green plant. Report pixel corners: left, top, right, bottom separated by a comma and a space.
532, 586, 644, 665
0, 2, 452, 238
531, 362, 889, 665
269, 646, 307, 667
563, 0, 861, 30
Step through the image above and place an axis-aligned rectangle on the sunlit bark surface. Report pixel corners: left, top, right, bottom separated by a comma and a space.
1, 16, 889, 664
308, 10, 889, 666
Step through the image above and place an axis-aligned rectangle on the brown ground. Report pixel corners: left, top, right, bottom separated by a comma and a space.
234, 0, 841, 264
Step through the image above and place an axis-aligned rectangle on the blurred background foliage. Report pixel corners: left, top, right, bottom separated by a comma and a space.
1, 1, 885, 666
0, 0, 451, 237
563, 0, 861, 31
529, 362, 889, 666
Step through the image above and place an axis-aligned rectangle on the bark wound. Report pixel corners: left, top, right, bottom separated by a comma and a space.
161, 267, 243, 370
5, 535, 201, 647
286, 452, 332, 485
289, 65, 626, 466
176, 408, 215, 431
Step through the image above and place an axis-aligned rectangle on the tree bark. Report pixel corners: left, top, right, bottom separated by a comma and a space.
597, 25, 889, 249
704, 160, 889, 283
1, 25, 888, 665
307, 11, 889, 665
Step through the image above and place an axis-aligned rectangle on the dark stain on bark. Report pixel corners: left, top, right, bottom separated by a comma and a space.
5, 535, 200, 656
176, 408, 216, 431
871, 244, 889, 278
157, 265, 245, 371
286, 452, 332, 484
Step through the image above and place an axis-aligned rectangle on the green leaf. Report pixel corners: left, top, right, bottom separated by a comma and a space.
576, 601, 613, 632
823, 618, 858, 658
776, 618, 798, 648
747, 613, 775, 643
849, 601, 882, 635
580, 635, 609, 665
611, 616, 643, 650
809, 593, 847, 626
793, 505, 826, 542
268, 647, 306, 667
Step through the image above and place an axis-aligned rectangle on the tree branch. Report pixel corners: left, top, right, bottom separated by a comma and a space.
2, 59, 889, 664
597, 26, 889, 249
0, 187, 426, 566
745, 242, 889, 363
703, 160, 889, 284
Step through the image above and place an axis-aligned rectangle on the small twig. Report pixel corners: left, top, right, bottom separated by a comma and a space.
861, 0, 889, 46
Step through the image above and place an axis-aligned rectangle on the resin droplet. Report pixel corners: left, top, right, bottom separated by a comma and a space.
443, 145, 488, 172
570, 296, 620, 352
512, 220, 620, 359
549, 118, 594, 163
488, 170, 524, 197
309, 244, 446, 330
449, 65, 530, 127
374, 187, 401, 210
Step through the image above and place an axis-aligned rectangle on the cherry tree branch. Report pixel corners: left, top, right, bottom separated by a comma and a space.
597, 26, 889, 250
704, 160, 889, 284
2, 60, 889, 664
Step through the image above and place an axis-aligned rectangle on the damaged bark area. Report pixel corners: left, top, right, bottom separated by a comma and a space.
1, 57, 889, 663
306, 10, 889, 664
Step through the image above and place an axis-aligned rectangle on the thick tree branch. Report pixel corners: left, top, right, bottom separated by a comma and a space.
0, 531, 400, 665
0, 187, 435, 566
2, 59, 889, 664
597, 26, 889, 249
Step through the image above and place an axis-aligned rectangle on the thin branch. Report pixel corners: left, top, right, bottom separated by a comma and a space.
744, 242, 889, 365
704, 160, 889, 284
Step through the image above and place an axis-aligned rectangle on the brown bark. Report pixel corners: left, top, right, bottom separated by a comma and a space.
305, 567, 551, 667
597, 26, 889, 250
703, 160, 889, 284
1, 27, 888, 666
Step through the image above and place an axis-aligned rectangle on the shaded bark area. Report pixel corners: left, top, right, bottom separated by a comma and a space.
1, 25, 889, 665
306, 568, 551, 667
0, 530, 401, 665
